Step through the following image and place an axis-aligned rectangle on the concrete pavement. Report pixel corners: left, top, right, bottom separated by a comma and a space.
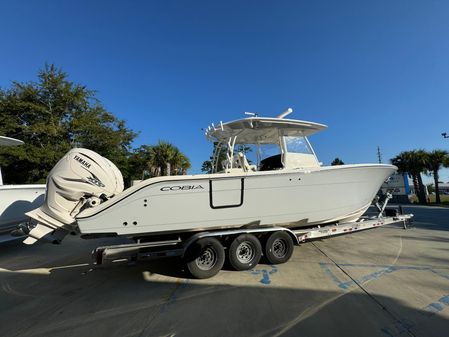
0, 205, 448, 337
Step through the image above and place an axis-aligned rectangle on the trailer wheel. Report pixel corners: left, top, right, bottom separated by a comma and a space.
185, 237, 225, 279
264, 231, 294, 264
228, 234, 262, 271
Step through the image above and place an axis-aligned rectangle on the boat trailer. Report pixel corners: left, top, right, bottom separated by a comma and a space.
92, 194, 413, 278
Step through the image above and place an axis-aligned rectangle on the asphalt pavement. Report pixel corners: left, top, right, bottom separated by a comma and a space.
1, 205, 448, 337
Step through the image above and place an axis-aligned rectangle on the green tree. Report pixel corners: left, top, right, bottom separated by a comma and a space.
148, 140, 191, 176
425, 149, 449, 204
201, 142, 227, 173
331, 158, 344, 166
0, 64, 137, 183
128, 145, 154, 180
201, 158, 213, 174
391, 150, 428, 204
170, 147, 191, 175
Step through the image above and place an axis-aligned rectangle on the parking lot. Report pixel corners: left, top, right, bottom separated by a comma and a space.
1, 205, 448, 337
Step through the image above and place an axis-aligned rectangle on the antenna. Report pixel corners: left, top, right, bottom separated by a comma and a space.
244, 112, 258, 117
277, 108, 293, 119
377, 146, 382, 164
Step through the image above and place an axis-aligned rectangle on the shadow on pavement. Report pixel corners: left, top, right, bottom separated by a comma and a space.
1, 205, 448, 336
1, 257, 449, 337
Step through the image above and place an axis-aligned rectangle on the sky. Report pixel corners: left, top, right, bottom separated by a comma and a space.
1, 0, 448, 181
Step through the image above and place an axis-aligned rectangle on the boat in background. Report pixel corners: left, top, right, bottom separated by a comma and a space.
0, 136, 45, 241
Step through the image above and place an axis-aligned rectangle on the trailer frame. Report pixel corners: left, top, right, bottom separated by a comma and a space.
93, 198, 413, 270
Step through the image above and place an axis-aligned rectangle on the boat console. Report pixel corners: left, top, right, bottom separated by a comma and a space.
259, 154, 283, 171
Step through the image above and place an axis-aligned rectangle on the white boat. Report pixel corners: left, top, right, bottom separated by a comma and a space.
0, 137, 46, 237
24, 108, 396, 244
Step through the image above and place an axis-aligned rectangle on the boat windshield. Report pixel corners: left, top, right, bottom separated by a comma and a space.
284, 136, 313, 154
258, 143, 281, 160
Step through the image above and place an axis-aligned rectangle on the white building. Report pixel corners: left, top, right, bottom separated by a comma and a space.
438, 183, 449, 194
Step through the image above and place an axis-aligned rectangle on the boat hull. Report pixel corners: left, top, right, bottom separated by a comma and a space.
0, 185, 46, 233
76, 164, 395, 237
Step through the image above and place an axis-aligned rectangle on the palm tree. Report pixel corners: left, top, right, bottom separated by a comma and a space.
148, 140, 190, 176
391, 151, 415, 197
413, 150, 430, 204
426, 150, 449, 204
148, 141, 174, 176
391, 150, 428, 204
170, 148, 191, 175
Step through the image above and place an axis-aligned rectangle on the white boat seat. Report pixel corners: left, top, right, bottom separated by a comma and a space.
223, 156, 246, 173
222, 153, 256, 173
238, 152, 257, 172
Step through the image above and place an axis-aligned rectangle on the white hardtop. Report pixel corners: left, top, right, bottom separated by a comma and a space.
0, 136, 24, 147
205, 112, 327, 144
204, 108, 327, 172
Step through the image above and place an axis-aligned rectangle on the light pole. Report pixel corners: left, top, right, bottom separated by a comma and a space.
442, 132, 449, 139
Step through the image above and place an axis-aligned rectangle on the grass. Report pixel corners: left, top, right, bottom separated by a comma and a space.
409, 194, 449, 206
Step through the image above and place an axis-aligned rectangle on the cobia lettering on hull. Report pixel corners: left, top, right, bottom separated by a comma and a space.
160, 185, 204, 191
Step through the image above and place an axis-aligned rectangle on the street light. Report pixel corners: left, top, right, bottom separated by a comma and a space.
442, 132, 449, 139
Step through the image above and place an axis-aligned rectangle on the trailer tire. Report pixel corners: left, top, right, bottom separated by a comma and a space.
228, 234, 262, 271
264, 231, 294, 264
185, 237, 225, 279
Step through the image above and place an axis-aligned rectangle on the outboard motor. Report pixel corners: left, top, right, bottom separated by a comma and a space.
24, 148, 124, 244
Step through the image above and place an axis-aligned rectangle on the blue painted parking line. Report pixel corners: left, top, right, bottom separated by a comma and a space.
439, 295, 449, 305
380, 294, 449, 336
318, 262, 347, 289
248, 265, 278, 285
380, 318, 415, 337
319, 262, 449, 290
319, 263, 396, 290
423, 294, 449, 316
320, 261, 449, 335
337, 267, 395, 290
424, 302, 444, 315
